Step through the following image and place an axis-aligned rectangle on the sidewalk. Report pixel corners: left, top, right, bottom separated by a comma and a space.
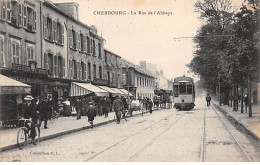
213, 101, 260, 141
0, 110, 147, 152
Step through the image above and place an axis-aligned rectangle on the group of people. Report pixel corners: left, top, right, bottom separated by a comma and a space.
71, 95, 130, 126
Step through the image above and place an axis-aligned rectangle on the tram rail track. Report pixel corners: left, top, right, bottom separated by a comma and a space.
211, 104, 252, 162
200, 105, 206, 162
84, 110, 184, 162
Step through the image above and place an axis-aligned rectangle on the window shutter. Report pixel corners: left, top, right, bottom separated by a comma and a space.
0, 1, 2, 20
69, 28, 72, 48
44, 53, 48, 69
6, 0, 11, 22
76, 62, 79, 80
43, 15, 47, 39
90, 38, 93, 54
53, 19, 56, 42
33, 10, 37, 31
23, 5, 27, 28
75, 31, 78, 49
69, 59, 73, 78
62, 58, 65, 78
18, 4, 22, 27
83, 35, 86, 52
84, 63, 87, 80
62, 25, 64, 45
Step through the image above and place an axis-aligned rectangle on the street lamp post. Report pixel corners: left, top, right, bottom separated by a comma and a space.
125, 65, 131, 116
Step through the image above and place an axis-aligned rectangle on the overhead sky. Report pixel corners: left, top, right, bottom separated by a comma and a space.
53, 0, 244, 81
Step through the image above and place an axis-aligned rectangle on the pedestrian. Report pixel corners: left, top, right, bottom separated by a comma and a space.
244, 94, 249, 113
39, 97, 50, 129
75, 97, 82, 120
112, 96, 124, 123
206, 94, 211, 107
87, 101, 96, 128
47, 95, 55, 120
148, 98, 153, 114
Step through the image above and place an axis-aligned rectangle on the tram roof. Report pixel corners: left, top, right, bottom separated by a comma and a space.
174, 76, 194, 83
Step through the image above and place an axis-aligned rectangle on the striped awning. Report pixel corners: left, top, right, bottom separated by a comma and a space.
70, 82, 109, 97
119, 88, 133, 97
97, 86, 120, 96
111, 88, 125, 95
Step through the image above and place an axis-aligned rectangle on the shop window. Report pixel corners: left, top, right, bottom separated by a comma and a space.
26, 43, 35, 65
10, 38, 20, 64
0, 34, 5, 67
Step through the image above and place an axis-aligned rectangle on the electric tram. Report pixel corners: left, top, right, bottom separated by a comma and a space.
173, 76, 195, 110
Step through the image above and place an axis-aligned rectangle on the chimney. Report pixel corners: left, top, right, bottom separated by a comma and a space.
55, 2, 79, 20
140, 61, 146, 70
90, 25, 98, 34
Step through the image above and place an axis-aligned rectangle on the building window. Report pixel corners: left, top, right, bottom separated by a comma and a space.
46, 17, 52, 40
88, 62, 91, 80
0, 34, 6, 67
10, 38, 20, 64
98, 42, 101, 58
69, 29, 76, 49
26, 6, 35, 31
137, 77, 139, 86
6, 0, 10, 22
99, 65, 102, 79
1, 0, 6, 21
69, 59, 73, 78
93, 64, 96, 80
80, 33, 84, 52
48, 54, 53, 76
26, 43, 35, 65
87, 36, 90, 54
73, 60, 77, 79
93, 39, 96, 56
55, 21, 64, 45
81, 62, 85, 80
57, 56, 62, 78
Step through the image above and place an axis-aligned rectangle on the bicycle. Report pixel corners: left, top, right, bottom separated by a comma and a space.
17, 118, 40, 149
114, 109, 128, 124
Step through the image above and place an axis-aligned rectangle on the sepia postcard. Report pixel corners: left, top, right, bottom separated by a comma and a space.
0, 0, 259, 162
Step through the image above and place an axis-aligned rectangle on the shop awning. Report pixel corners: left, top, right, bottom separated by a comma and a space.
111, 88, 126, 95
70, 82, 109, 97
97, 86, 120, 96
0, 74, 31, 94
119, 88, 133, 97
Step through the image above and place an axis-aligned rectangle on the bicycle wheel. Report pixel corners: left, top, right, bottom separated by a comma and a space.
17, 128, 27, 149
33, 127, 40, 145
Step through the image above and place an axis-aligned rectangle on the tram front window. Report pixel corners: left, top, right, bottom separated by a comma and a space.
187, 85, 193, 94
174, 85, 178, 96
179, 85, 186, 94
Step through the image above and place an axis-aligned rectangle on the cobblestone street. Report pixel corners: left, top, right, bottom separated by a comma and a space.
1, 96, 259, 162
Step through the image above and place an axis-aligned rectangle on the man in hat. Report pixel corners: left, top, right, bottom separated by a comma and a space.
206, 94, 211, 107
21, 95, 37, 142
87, 100, 96, 128
39, 97, 50, 129
112, 96, 124, 123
